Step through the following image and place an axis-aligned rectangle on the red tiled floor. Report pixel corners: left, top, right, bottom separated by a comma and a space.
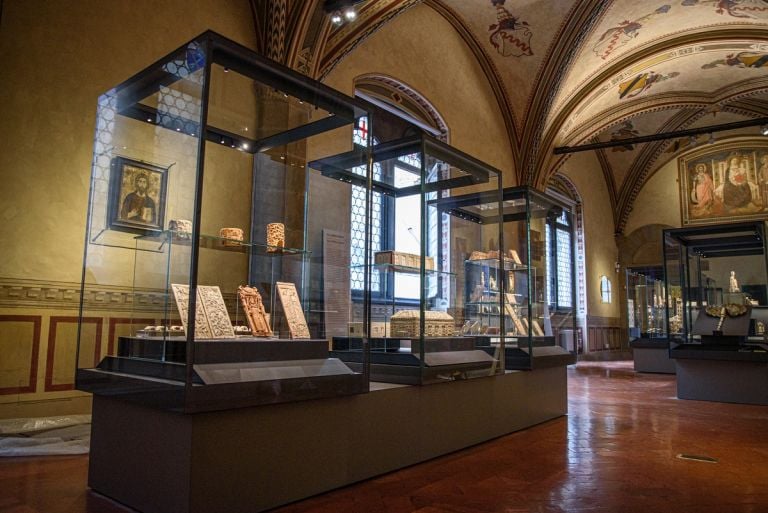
2, 361, 768, 513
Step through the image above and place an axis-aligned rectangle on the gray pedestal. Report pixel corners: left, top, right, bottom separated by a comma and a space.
88, 368, 567, 513
630, 339, 675, 374
673, 349, 768, 405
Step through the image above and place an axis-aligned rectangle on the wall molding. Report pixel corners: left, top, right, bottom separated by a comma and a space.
0, 315, 41, 395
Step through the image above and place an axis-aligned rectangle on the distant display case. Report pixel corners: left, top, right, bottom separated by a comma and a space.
626, 268, 666, 339
310, 132, 504, 384
663, 221, 768, 348
76, 31, 374, 412
479, 187, 577, 369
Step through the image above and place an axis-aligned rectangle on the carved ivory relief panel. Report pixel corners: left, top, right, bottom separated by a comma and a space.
275, 281, 310, 339
172, 284, 213, 339
171, 284, 235, 339
237, 285, 272, 337
198, 285, 235, 338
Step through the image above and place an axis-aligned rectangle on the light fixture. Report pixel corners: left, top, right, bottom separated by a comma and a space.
762, 124, 768, 136
241, 143, 249, 150
707, 133, 715, 145
688, 135, 697, 147
324, 0, 363, 26
614, 262, 621, 273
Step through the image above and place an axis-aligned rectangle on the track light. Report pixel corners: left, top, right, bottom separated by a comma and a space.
762, 124, 768, 136
330, 11, 343, 25
344, 7, 356, 20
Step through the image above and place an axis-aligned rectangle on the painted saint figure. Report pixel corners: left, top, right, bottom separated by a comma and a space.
759, 154, 768, 208
120, 173, 156, 224
690, 163, 715, 216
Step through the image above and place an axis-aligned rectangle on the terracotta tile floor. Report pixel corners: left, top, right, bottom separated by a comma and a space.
2, 361, 768, 513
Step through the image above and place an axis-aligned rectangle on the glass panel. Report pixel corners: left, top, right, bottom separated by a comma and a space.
78, 32, 372, 411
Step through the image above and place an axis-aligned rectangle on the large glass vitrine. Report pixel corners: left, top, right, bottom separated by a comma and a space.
309, 132, 504, 384
478, 187, 577, 369
626, 267, 666, 340
663, 221, 768, 348
76, 31, 373, 412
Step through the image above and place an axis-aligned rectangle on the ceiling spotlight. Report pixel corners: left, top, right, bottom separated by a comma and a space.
344, 7, 357, 20
330, 11, 343, 25
761, 124, 768, 136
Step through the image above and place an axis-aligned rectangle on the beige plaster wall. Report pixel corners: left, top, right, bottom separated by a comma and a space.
623, 158, 682, 236
561, 153, 620, 319
0, 0, 256, 417
321, 3, 516, 186
0, 0, 257, 284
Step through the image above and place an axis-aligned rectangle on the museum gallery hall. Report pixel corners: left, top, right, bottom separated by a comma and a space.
0, 1, 767, 512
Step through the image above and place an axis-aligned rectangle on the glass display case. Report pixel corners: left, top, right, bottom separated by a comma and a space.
309, 132, 504, 384
76, 31, 374, 412
626, 267, 666, 339
663, 221, 768, 349
477, 186, 577, 369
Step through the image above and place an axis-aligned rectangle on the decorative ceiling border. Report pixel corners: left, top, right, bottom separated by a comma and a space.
519, 0, 609, 186
594, 145, 619, 227
554, 23, 768, 118
355, 73, 449, 139
562, 78, 768, 146
614, 108, 703, 234
538, 28, 768, 186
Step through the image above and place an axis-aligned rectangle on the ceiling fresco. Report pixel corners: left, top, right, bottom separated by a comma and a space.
261, 0, 768, 234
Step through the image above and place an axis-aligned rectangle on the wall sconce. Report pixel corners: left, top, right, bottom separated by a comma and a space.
614, 261, 621, 273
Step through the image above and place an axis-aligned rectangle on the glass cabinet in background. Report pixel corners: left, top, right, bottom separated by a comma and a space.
663, 221, 768, 348
77, 31, 373, 412
310, 132, 504, 384
626, 268, 666, 339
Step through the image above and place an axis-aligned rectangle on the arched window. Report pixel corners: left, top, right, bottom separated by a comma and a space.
600, 276, 612, 303
349, 76, 448, 302
545, 209, 573, 308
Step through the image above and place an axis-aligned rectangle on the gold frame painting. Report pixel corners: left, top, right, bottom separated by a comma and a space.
679, 139, 768, 226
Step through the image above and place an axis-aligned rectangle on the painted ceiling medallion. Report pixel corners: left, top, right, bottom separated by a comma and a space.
592, 5, 671, 61
488, 0, 533, 57
702, 51, 768, 68
681, 0, 768, 19
618, 71, 680, 100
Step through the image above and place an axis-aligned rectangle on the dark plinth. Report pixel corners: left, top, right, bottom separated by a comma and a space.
88, 367, 568, 513
671, 344, 768, 405
629, 338, 675, 374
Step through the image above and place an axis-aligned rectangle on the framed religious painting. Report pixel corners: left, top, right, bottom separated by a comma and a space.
107, 156, 168, 234
679, 139, 768, 226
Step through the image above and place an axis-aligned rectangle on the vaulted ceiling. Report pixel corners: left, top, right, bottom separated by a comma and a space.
251, 0, 768, 234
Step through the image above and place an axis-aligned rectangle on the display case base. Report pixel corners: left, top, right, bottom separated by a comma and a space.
88, 367, 567, 513
488, 344, 577, 370
77, 338, 367, 412
672, 344, 768, 405
629, 338, 676, 374
331, 336, 496, 384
